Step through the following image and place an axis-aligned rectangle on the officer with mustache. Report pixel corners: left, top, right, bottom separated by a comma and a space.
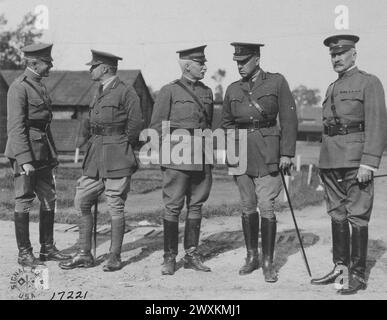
311, 35, 387, 295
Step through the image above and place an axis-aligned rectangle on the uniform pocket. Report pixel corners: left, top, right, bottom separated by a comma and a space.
256, 92, 278, 114
29, 98, 45, 107
339, 92, 364, 116
172, 99, 196, 121
345, 132, 365, 162
103, 136, 138, 172
98, 96, 123, 122
230, 96, 244, 115
29, 129, 49, 160
260, 127, 280, 165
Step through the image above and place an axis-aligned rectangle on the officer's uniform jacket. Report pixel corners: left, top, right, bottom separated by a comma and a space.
319, 67, 387, 169
222, 70, 298, 177
149, 76, 214, 171
5, 68, 57, 165
82, 76, 143, 178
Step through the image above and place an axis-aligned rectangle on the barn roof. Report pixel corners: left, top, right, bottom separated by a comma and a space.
0, 69, 143, 106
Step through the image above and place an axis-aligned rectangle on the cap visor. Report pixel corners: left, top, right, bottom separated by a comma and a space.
330, 47, 352, 55
192, 58, 207, 63
86, 61, 100, 66
233, 54, 253, 61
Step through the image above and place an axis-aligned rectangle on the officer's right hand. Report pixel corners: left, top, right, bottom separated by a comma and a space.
22, 163, 35, 176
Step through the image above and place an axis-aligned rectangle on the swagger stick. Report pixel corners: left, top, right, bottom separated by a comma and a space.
14, 164, 56, 177
337, 174, 387, 182
280, 170, 312, 277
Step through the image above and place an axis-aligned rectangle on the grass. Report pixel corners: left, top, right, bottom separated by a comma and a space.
0, 163, 324, 225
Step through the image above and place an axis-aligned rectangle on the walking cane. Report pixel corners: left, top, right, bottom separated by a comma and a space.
280, 170, 312, 277
93, 200, 98, 259
14, 162, 59, 177
337, 173, 387, 182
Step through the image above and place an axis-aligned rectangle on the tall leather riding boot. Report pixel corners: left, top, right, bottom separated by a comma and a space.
239, 212, 259, 275
14, 212, 45, 267
183, 218, 211, 272
161, 219, 179, 275
39, 209, 71, 261
311, 219, 350, 285
59, 214, 94, 269
103, 216, 125, 272
261, 217, 278, 282
338, 225, 368, 295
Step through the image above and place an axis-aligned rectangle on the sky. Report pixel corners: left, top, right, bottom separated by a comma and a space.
1, 0, 387, 97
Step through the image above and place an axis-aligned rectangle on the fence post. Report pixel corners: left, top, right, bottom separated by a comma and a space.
74, 147, 80, 163
296, 155, 301, 172
307, 164, 313, 185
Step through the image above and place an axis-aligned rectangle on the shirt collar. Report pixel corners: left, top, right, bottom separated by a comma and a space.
250, 68, 261, 83
181, 75, 198, 87
339, 65, 358, 79
101, 75, 117, 89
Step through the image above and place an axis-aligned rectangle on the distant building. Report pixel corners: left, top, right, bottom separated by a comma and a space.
0, 70, 154, 153
297, 106, 323, 142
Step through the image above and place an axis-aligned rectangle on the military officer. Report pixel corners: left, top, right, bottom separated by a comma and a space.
149, 45, 214, 275
222, 43, 298, 282
59, 50, 143, 272
311, 35, 387, 294
5, 43, 70, 267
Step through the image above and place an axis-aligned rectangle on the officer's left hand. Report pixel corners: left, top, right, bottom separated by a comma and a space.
279, 156, 293, 175
357, 167, 373, 183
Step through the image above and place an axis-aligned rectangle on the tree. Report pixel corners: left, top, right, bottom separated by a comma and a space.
211, 68, 226, 102
0, 13, 43, 69
292, 85, 322, 108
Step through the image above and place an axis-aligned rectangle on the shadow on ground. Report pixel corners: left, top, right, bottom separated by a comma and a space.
61, 228, 320, 272
365, 239, 387, 281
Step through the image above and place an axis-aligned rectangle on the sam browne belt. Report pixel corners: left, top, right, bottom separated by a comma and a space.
323, 121, 364, 136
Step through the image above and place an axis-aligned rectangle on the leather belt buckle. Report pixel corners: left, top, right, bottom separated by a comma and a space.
252, 119, 260, 129
339, 124, 348, 135
326, 125, 336, 136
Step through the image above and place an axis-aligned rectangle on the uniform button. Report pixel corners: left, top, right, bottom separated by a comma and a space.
249, 116, 253, 120
249, 92, 252, 95
95, 111, 99, 114
249, 104, 253, 107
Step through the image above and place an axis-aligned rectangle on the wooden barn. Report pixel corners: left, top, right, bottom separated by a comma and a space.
297, 106, 323, 142
0, 70, 154, 153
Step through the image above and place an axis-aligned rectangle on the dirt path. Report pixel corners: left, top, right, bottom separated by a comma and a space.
1, 172, 387, 300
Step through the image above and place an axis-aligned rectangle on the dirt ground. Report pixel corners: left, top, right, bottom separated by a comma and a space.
1, 152, 387, 300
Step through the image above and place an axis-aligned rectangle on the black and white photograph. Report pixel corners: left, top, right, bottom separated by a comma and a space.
1, 0, 387, 305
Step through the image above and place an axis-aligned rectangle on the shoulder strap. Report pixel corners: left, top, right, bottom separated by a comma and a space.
329, 82, 340, 124
175, 80, 209, 122
240, 89, 267, 118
